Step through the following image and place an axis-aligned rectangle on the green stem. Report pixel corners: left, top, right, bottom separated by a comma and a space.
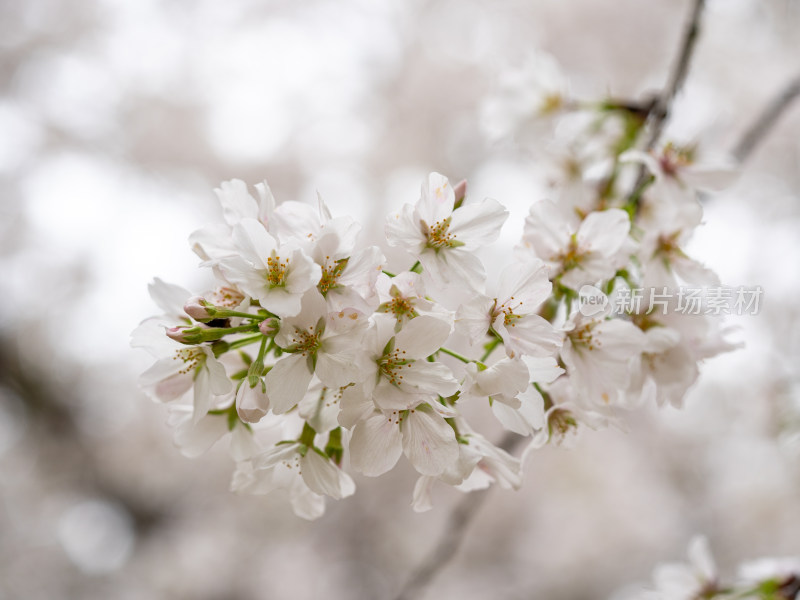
214, 309, 270, 320
439, 347, 486, 370
201, 323, 260, 342
410, 260, 422, 274
625, 174, 656, 215
382, 270, 397, 278
227, 334, 263, 350
248, 336, 269, 387
438, 347, 471, 363
480, 338, 501, 362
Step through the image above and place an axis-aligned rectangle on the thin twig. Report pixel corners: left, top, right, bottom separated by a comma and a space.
392, 432, 523, 600
628, 0, 707, 206
643, 0, 707, 151
732, 73, 800, 162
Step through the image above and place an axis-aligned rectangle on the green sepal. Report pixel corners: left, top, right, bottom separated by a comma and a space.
298, 421, 317, 447
211, 340, 229, 358
226, 405, 239, 431
230, 368, 249, 381
324, 427, 344, 465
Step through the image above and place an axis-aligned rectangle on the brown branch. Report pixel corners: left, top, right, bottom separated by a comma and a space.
628, 0, 707, 207
392, 431, 523, 600
643, 0, 707, 151
732, 73, 800, 162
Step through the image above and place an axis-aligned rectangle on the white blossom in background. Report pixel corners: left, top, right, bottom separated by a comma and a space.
619, 536, 800, 600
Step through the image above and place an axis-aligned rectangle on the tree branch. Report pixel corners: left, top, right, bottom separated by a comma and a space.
627, 0, 707, 207
732, 73, 800, 162
392, 432, 523, 600
643, 0, 706, 151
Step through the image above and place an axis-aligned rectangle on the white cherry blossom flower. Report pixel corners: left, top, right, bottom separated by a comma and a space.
457, 257, 561, 359
138, 339, 232, 421
386, 172, 508, 289
358, 314, 459, 411
168, 404, 256, 459
219, 217, 321, 317
309, 228, 384, 313
454, 432, 523, 492
622, 143, 736, 207
252, 442, 355, 501
637, 201, 720, 290
131, 278, 198, 357
375, 271, 453, 329
269, 192, 359, 251
233, 435, 355, 521
520, 200, 632, 290
639, 536, 719, 600
297, 379, 347, 435
265, 291, 369, 414
491, 356, 565, 437
480, 51, 570, 142
189, 178, 275, 264
232, 458, 325, 521
626, 322, 699, 409
412, 429, 522, 512
560, 312, 645, 410
349, 402, 459, 477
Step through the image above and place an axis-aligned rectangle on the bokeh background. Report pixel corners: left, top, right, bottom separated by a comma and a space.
1, 0, 799, 598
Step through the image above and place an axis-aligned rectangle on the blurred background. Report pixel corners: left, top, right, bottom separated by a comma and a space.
1, 0, 799, 598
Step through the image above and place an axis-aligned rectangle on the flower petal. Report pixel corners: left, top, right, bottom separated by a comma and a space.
521, 200, 573, 260
349, 412, 404, 476
301, 449, 355, 499
148, 278, 192, 317
401, 404, 459, 476
449, 198, 508, 248
265, 353, 314, 414
395, 315, 452, 359
577, 209, 630, 257
232, 217, 277, 268
215, 179, 258, 225
417, 172, 455, 224
385, 203, 425, 251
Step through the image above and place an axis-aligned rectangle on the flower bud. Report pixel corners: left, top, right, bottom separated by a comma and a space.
167, 325, 203, 344
236, 381, 269, 424
453, 179, 467, 208
258, 318, 279, 336
184, 296, 214, 322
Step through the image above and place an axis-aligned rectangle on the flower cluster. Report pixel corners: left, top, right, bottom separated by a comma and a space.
133, 100, 739, 519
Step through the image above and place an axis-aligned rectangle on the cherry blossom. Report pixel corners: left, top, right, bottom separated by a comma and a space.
386, 172, 508, 290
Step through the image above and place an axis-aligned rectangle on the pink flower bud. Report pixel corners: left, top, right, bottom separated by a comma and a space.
453, 179, 467, 204
166, 326, 192, 343
166, 325, 204, 344
258, 318, 279, 336
184, 296, 213, 322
